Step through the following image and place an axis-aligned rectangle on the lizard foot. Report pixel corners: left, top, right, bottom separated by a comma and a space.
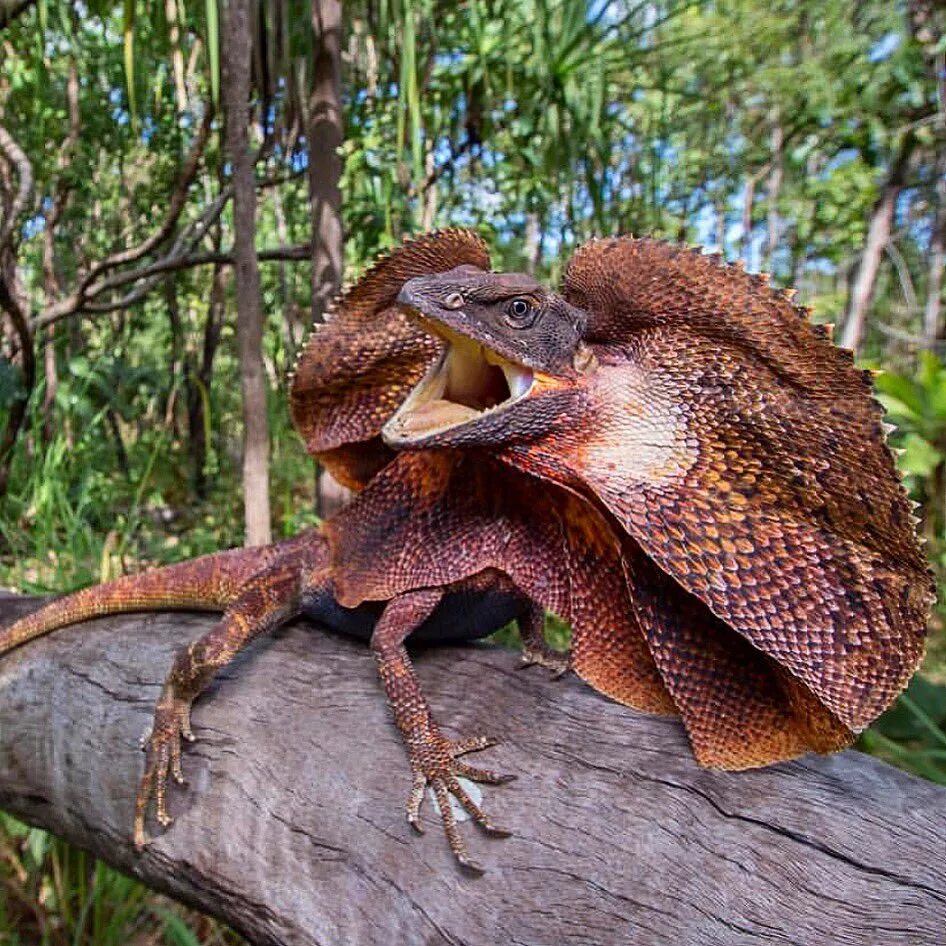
517, 642, 570, 678
134, 692, 195, 848
405, 728, 515, 873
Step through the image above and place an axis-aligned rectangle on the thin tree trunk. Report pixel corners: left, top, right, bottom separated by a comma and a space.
840, 135, 915, 352
714, 194, 726, 254
186, 264, 225, 501
741, 167, 766, 268
163, 276, 182, 437
271, 184, 297, 355
165, 0, 188, 114
923, 154, 946, 347
764, 112, 783, 273
420, 139, 437, 230
308, 0, 348, 520
41, 206, 60, 444
307, 0, 343, 324
0, 124, 35, 497
38, 58, 77, 445
40, 326, 56, 442
524, 212, 542, 276
222, 0, 271, 545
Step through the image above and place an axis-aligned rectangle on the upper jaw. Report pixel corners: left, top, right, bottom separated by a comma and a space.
381, 333, 535, 446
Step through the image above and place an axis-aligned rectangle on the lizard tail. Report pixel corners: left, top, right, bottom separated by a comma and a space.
0, 540, 299, 656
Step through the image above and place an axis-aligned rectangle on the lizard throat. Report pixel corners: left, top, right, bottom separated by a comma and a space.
382, 338, 534, 444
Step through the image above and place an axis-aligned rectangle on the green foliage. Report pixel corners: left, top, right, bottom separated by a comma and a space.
0, 813, 239, 945
862, 675, 946, 785
874, 352, 946, 566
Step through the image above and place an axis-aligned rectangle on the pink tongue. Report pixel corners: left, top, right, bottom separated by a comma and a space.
399, 399, 480, 432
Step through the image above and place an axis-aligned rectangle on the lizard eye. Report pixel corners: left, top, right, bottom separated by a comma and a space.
505, 297, 537, 327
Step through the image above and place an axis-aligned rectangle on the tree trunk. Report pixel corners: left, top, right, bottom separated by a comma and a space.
923, 156, 946, 347
1, 593, 945, 946
0, 123, 35, 497
222, 0, 271, 546
185, 264, 225, 501
764, 112, 783, 273
524, 211, 542, 275
840, 135, 915, 352
741, 167, 765, 268
307, 0, 348, 520
307, 0, 343, 325
713, 193, 726, 254
163, 276, 182, 436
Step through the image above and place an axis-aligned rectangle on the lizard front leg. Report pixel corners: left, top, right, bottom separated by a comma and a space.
371, 589, 515, 872
134, 555, 318, 847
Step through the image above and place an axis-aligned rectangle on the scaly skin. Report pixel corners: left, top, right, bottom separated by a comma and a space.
0, 540, 303, 653
370, 581, 516, 874
3, 228, 935, 871
310, 229, 932, 767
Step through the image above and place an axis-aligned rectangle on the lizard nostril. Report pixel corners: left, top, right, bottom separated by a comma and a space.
444, 292, 464, 310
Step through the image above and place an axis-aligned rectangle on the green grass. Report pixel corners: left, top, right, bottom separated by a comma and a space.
0, 814, 242, 946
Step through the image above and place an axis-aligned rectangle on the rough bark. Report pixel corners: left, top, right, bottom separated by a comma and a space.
307, 0, 348, 522
307, 0, 343, 325
222, 0, 271, 546
0, 593, 944, 946
840, 135, 915, 352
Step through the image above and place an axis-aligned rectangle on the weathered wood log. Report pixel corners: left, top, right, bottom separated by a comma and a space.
1, 592, 945, 946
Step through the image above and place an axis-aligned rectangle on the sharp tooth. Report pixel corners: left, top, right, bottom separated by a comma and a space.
502, 363, 534, 399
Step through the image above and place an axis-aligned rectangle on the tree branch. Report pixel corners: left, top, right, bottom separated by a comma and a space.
85, 109, 212, 280
0, 122, 35, 496
76, 244, 311, 316
1, 594, 944, 946
29, 165, 306, 331
0, 123, 33, 254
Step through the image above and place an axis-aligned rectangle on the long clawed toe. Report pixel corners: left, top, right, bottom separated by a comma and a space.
133, 695, 195, 849
406, 731, 516, 872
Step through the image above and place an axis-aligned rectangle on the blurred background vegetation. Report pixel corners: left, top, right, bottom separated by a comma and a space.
0, 0, 944, 941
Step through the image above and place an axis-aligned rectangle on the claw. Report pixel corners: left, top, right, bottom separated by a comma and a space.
134, 693, 195, 849
456, 853, 485, 875
517, 644, 570, 678
405, 728, 515, 870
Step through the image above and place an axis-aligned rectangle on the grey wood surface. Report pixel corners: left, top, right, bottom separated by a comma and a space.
0, 592, 944, 946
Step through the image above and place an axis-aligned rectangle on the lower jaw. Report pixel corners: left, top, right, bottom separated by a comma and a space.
381, 405, 490, 446
382, 342, 533, 444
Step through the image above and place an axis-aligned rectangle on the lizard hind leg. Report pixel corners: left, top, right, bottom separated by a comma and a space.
133, 536, 327, 847
516, 601, 570, 678
371, 588, 516, 874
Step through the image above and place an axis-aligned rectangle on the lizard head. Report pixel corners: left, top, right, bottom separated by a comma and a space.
382, 265, 593, 447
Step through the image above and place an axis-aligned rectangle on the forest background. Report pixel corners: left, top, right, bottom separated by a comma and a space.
0, 1, 944, 942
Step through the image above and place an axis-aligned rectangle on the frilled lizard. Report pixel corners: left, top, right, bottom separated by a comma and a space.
0, 230, 933, 872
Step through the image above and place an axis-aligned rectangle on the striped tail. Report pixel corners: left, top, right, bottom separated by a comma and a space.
0, 540, 300, 656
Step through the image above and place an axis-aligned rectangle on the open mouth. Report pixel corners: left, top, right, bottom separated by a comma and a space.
383, 336, 534, 442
